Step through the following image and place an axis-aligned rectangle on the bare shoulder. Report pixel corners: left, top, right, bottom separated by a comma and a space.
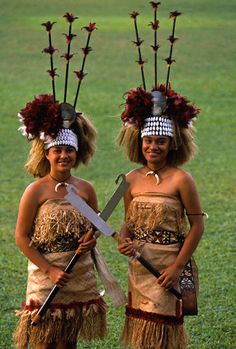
18, 178, 46, 213
73, 177, 95, 193
72, 177, 97, 209
21, 178, 45, 201
126, 168, 142, 183
172, 168, 195, 186
171, 168, 199, 203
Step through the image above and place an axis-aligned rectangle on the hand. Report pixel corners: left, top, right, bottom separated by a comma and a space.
158, 263, 183, 290
47, 265, 71, 287
78, 236, 97, 253
118, 238, 134, 257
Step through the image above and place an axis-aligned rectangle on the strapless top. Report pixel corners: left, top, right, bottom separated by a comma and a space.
30, 199, 92, 253
126, 192, 186, 236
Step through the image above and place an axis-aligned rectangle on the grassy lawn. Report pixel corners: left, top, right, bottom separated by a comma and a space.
0, 0, 235, 348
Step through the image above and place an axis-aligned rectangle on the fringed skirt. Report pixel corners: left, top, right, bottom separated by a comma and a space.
14, 250, 107, 349
120, 241, 188, 349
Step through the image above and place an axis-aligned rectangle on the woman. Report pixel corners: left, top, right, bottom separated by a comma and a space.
117, 87, 205, 349
14, 95, 107, 349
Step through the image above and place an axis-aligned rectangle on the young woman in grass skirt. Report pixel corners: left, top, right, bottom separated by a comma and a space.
14, 14, 126, 349
14, 95, 109, 349
117, 84, 205, 349
116, 5, 206, 348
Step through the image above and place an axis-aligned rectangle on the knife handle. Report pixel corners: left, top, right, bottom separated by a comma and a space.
112, 232, 122, 244
76, 228, 94, 254
32, 227, 95, 326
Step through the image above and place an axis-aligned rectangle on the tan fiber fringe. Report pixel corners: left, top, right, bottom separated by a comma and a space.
126, 200, 184, 233
120, 316, 188, 349
92, 247, 127, 307
13, 304, 106, 349
31, 200, 91, 250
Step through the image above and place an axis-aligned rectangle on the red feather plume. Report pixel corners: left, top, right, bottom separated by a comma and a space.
121, 86, 200, 129
121, 88, 153, 127
19, 94, 62, 139
158, 84, 200, 127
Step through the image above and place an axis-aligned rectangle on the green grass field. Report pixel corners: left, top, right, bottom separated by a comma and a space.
0, 0, 235, 348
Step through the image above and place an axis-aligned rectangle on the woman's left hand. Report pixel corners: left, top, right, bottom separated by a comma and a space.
158, 263, 183, 290
78, 236, 97, 253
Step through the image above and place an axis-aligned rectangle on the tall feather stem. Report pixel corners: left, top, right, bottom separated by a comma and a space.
48, 31, 56, 102
165, 11, 181, 94
154, 9, 158, 89
134, 21, 146, 90
63, 23, 72, 103
74, 32, 91, 109
131, 13, 146, 91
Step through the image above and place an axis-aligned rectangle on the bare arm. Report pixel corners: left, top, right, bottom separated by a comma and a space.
118, 177, 134, 256
15, 184, 70, 286
175, 173, 204, 268
158, 172, 204, 289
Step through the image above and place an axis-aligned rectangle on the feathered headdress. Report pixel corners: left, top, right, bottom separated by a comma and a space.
121, 85, 200, 129
18, 13, 97, 147
122, 3, 200, 136
18, 95, 61, 140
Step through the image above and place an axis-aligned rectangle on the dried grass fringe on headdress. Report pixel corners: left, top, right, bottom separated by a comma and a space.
26, 113, 97, 177
116, 123, 197, 167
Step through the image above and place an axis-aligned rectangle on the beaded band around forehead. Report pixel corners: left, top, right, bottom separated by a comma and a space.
141, 116, 173, 138
44, 128, 78, 151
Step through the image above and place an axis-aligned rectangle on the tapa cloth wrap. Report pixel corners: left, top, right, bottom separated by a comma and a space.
14, 199, 125, 348
120, 192, 188, 349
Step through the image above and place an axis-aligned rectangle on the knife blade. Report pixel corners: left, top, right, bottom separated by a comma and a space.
65, 184, 116, 237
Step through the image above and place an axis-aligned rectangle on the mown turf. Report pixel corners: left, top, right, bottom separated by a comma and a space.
0, 0, 235, 348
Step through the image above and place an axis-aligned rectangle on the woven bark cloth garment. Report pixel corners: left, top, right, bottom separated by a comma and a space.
14, 199, 109, 348
120, 192, 188, 349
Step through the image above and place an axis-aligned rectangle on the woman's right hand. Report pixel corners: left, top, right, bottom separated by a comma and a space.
47, 265, 71, 287
118, 238, 134, 257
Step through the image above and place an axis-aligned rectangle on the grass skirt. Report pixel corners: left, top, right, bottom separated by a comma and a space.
14, 299, 107, 348
120, 307, 188, 349
120, 242, 188, 349
13, 250, 107, 348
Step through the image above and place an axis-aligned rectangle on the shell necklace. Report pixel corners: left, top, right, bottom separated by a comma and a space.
49, 173, 71, 192
145, 165, 166, 185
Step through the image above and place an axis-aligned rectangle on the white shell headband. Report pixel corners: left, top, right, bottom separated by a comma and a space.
44, 128, 78, 151
141, 116, 173, 138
